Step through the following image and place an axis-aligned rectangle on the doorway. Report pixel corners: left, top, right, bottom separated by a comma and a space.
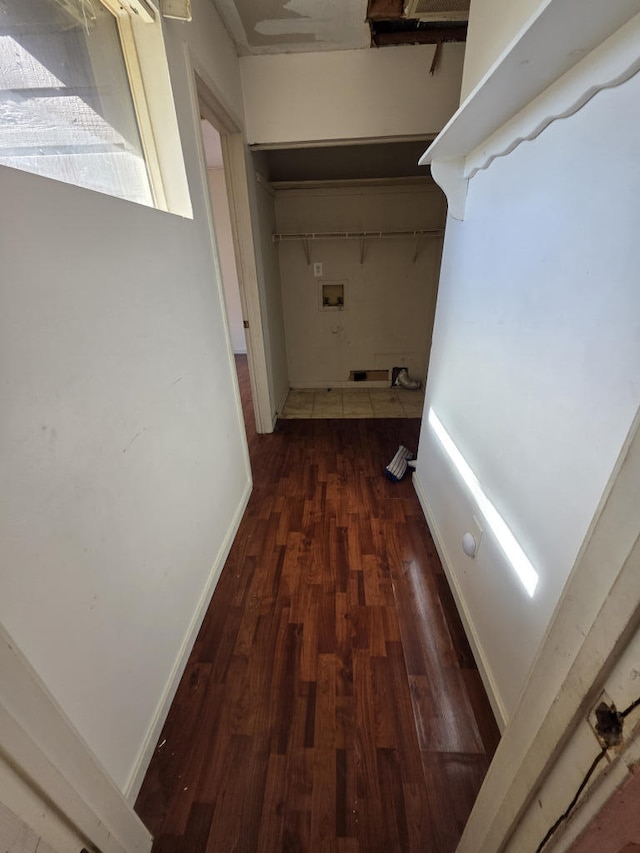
260, 140, 445, 419
193, 70, 275, 435
199, 117, 252, 428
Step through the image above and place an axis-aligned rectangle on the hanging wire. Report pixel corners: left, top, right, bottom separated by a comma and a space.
534, 747, 608, 853
621, 696, 640, 719
535, 694, 640, 852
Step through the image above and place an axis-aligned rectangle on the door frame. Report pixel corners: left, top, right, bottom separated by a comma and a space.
192, 59, 275, 434
0, 624, 152, 853
458, 405, 640, 851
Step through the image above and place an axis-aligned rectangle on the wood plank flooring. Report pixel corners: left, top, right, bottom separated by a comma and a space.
135, 355, 500, 852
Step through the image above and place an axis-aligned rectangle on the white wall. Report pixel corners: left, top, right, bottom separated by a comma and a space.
240, 43, 465, 146
460, 0, 543, 101
188, 0, 245, 126
415, 70, 640, 720
0, 0, 251, 794
276, 183, 445, 388
208, 168, 246, 353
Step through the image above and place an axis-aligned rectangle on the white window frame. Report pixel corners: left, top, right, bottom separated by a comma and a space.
3, 0, 192, 215
96, 0, 192, 216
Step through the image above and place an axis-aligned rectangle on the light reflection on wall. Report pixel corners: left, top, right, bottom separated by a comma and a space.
428, 408, 539, 597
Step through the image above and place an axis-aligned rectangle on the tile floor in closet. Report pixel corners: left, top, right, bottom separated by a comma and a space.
280, 387, 426, 419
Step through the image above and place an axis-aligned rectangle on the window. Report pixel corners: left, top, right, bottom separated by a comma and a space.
0, 0, 191, 214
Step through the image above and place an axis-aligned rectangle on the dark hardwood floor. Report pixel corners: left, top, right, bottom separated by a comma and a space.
135, 355, 500, 852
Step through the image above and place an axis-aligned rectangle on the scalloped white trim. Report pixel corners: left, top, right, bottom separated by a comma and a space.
465, 12, 640, 179
429, 11, 640, 220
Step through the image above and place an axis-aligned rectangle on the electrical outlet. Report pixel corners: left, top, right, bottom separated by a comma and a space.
471, 516, 484, 553
313, 262, 323, 277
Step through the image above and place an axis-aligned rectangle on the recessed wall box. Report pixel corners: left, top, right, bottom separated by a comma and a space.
319, 281, 346, 311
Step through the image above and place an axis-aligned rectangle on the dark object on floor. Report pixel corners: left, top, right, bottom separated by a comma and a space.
391, 366, 405, 386
394, 368, 422, 391
385, 445, 414, 481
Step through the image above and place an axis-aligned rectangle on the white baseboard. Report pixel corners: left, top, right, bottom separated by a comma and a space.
288, 380, 391, 390
123, 477, 252, 803
274, 385, 289, 427
412, 471, 508, 731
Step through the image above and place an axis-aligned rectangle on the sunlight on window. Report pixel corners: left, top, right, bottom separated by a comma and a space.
0, 0, 153, 205
428, 408, 539, 597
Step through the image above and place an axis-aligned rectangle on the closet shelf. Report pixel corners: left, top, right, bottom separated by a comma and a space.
417, 0, 640, 219
272, 229, 444, 264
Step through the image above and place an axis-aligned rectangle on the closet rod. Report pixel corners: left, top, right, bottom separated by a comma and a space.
272, 229, 444, 243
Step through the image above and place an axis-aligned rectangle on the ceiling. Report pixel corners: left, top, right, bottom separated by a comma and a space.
206, 1, 467, 182
263, 140, 434, 183
213, 0, 468, 56
201, 118, 434, 182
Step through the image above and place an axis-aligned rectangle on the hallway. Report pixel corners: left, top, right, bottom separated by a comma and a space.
135, 356, 499, 852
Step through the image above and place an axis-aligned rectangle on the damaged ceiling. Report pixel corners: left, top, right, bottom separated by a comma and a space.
208, 0, 467, 184
212, 0, 467, 56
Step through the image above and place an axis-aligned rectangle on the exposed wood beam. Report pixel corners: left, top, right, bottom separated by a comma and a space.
372, 25, 467, 45
367, 0, 403, 20
430, 41, 443, 74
